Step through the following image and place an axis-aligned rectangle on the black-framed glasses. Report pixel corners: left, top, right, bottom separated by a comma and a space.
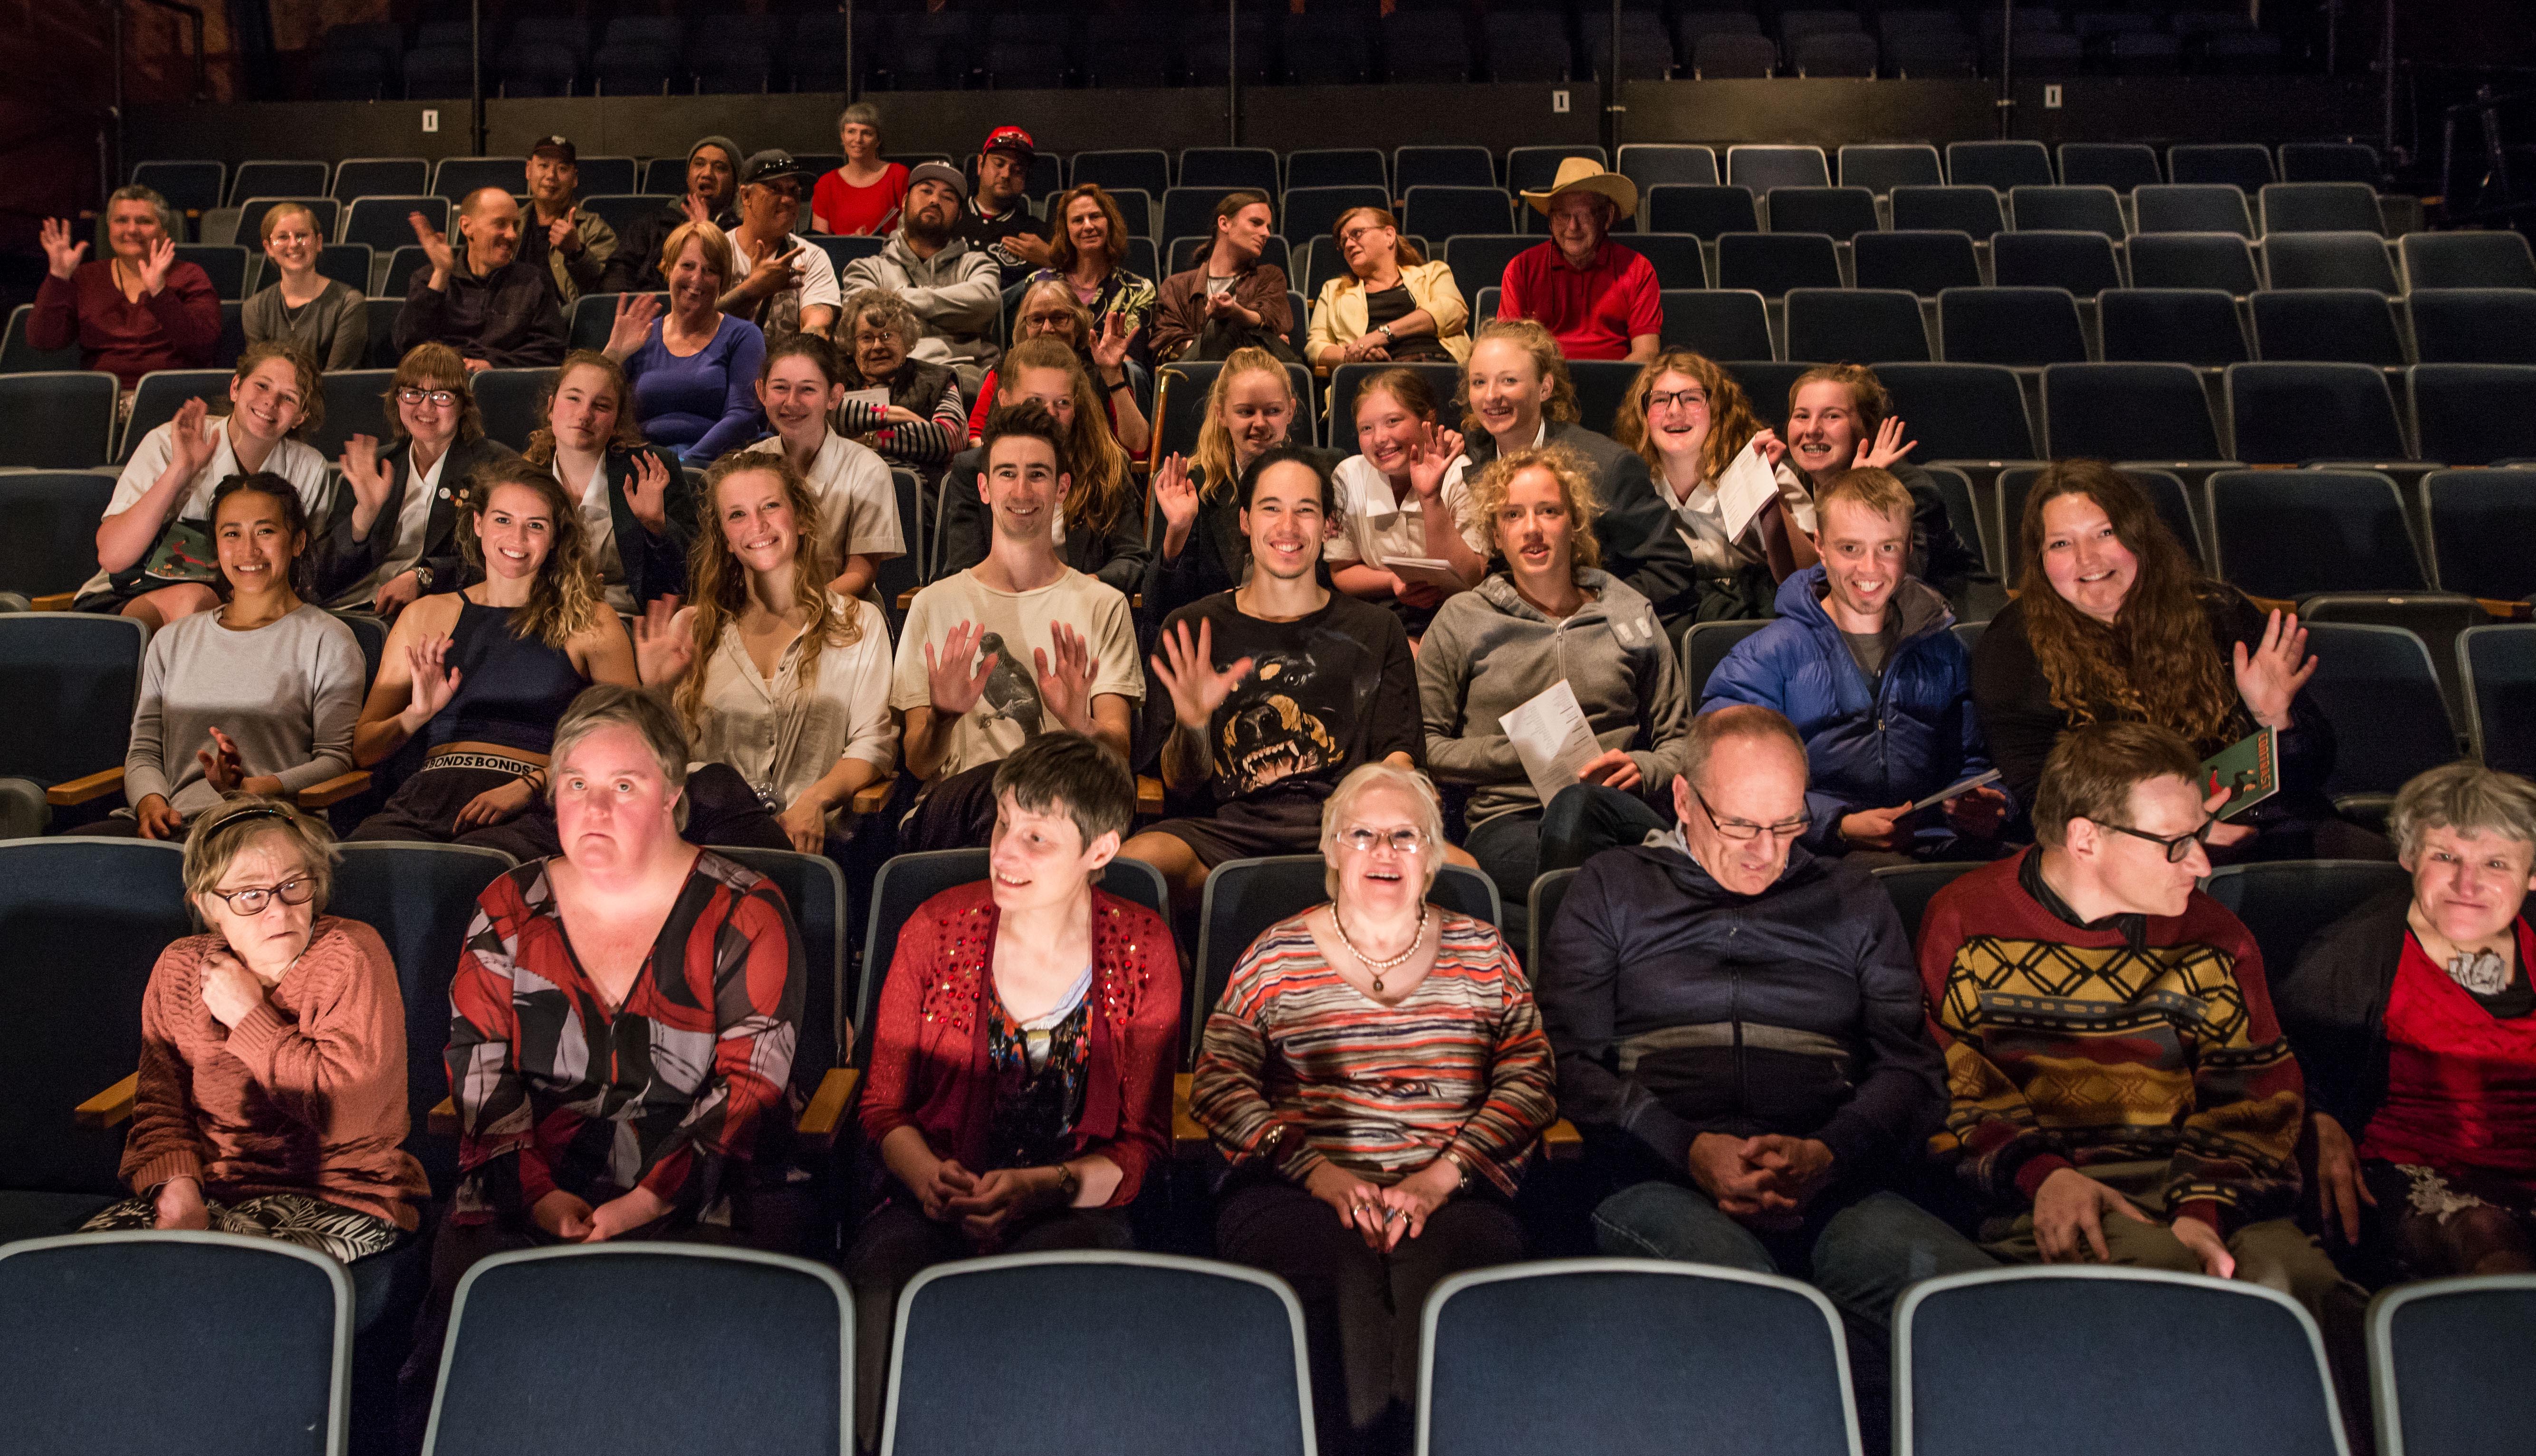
1645, 389, 1708, 412
204, 875, 317, 915
2098, 820, 2216, 863
1337, 826, 1429, 856
396, 387, 458, 408
1691, 786, 1809, 843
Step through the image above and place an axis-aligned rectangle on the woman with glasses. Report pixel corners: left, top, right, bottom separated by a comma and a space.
1308, 205, 1469, 369
84, 796, 427, 1262
1417, 448, 1691, 944
1193, 761, 1554, 1456
1970, 460, 2366, 860
310, 344, 518, 616
242, 201, 367, 372
1609, 351, 1814, 624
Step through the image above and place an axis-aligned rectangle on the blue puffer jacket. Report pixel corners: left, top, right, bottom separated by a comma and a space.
1701, 565, 2006, 854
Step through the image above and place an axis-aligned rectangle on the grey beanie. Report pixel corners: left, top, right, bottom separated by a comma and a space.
687, 135, 741, 171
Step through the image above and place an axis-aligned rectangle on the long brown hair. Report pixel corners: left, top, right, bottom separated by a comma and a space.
525, 351, 647, 463
1611, 350, 1762, 487
457, 457, 607, 650
1046, 184, 1132, 274
1000, 336, 1134, 540
1329, 206, 1426, 267
2016, 460, 2239, 749
1193, 347, 1296, 505
676, 452, 861, 734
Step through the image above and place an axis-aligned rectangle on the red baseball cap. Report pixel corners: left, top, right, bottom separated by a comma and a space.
981, 125, 1037, 161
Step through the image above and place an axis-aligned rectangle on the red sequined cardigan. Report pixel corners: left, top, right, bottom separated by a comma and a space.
857, 881, 1182, 1206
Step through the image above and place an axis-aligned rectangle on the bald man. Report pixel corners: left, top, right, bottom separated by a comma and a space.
394, 186, 566, 371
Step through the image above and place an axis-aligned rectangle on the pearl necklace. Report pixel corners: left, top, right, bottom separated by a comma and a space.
1331, 901, 1427, 994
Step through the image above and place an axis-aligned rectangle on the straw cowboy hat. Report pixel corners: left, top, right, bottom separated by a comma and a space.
1519, 157, 1640, 220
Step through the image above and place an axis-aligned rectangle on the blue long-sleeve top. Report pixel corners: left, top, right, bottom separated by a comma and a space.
625, 313, 767, 464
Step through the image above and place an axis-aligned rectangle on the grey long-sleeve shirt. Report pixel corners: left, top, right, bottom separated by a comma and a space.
124, 604, 364, 816
1416, 569, 1692, 829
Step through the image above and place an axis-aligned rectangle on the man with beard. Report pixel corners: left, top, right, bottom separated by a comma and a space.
959, 125, 1055, 290
891, 402, 1142, 851
393, 187, 565, 369
719, 149, 841, 341
515, 134, 615, 306
1123, 446, 1430, 917
842, 161, 1003, 392
1780, 364, 1982, 610
601, 135, 742, 295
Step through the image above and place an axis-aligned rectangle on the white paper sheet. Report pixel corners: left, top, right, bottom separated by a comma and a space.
1714, 436, 1782, 543
838, 386, 891, 413
1499, 679, 1604, 809
1908, 767, 2003, 814
1385, 555, 1465, 589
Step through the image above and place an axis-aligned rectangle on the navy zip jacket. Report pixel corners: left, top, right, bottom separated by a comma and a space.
1701, 565, 2005, 855
1537, 836, 1948, 1188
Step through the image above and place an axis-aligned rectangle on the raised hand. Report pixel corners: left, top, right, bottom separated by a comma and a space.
603, 290, 663, 362
1854, 414, 1917, 470
169, 397, 218, 479
195, 725, 247, 793
1150, 618, 1253, 732
1404, 423, 1465, 503
38, 217, 88, 280
547, 205, 582, 254
680, 193, 711, 228
624, 451, 673, 534
2231, 609, 2315, 730
409, 211, 458, 279
1749, 426, 1787, 470
338, 432, 394, 536
922, 620, 997, 719
400, 634, 464, 729
135, 234, 177, 296
632, 596, 696, 686
1032, 622, 1099, 733
1152, 452, 1201, 535
734, 242, 806, 303
1091, 311, 1132, 374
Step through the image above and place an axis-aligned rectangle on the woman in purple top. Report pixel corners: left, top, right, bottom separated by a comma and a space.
604, 219, 767, 465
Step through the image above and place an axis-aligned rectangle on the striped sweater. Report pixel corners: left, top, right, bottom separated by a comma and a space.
1916, 850, 2306, 1234
1191, 910, 1557, 1194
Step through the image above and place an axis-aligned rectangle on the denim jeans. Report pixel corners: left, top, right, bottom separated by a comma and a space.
1591, 1180, 1996, 1332
1466, 783, 1673, 947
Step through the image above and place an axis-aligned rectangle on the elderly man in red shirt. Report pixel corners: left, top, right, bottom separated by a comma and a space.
1496, 158, 1661, 363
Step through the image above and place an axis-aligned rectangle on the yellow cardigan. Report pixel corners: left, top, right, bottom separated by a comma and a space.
1308, 259, 1472, 364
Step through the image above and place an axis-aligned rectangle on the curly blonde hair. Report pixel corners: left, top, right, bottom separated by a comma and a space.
1467, 444, 1603, 577
457, 456, 608, 650
1460, 318, 1578, 436
1611, 350, 1762, 488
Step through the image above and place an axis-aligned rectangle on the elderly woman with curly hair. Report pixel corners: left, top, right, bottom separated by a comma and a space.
835, 287, 969, 475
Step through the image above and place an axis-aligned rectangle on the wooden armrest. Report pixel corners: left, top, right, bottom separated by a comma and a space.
428, 1094, 456, 1139
2478, 598, 2533, 622
1172, 1072, 1209, 1159
1542, 1119, 1582, 1161
293, 771, 372, 809
895, 588, 915, 611
46, 767, 122, 807
851, 776, 894, 814
1136, 775, 1163, 815
796, 1066, 859, 1144
30, 592, 75, 612
2244, 594, 2297, 614
75, 1073, 139, 1129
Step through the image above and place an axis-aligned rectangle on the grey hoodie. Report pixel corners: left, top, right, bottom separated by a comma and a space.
839, 231, 1003, 367
1417, 568, 1693, 828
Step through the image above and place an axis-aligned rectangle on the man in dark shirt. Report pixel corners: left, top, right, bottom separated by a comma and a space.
599, 135, 742, 295
959, 125, 1055, 290
393, 187, 566, 370
1123, 446, 1427, 914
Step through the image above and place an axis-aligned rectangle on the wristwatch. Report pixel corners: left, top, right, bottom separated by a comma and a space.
1051, 1162, 1081, 1202
412, 564, 436, 591
1377, 323, 1396, 343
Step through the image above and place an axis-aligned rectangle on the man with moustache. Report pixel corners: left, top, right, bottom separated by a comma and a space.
720, 149, 842, 341
1537, 703, 1991, 1334
1701, 468, 2011, 862
844, 160, 1004, 391
394, 187, 566, 370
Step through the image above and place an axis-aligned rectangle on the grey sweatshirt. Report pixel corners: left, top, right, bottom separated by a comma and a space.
1417, 569, 1694, 829
839, 232, 1003, 367
124, 603, 364, 815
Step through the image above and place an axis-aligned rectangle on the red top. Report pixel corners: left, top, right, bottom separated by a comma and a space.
2358, 921, 2536, 1186
812, 162, 910, 238
858, 881, 1181, 1206
30, 259, 221, 390
1496, 240, 1662, 361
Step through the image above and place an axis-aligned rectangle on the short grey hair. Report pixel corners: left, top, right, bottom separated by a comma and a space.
2390, 760, 2536, 864
1317, 762, 1448, 900
1679, 704, 1809, 795
99, 184, 176, 250
838, 102, 882, 134
182, 796, 337, 926
549, 684, 692, 830
841, 287, 919, 349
